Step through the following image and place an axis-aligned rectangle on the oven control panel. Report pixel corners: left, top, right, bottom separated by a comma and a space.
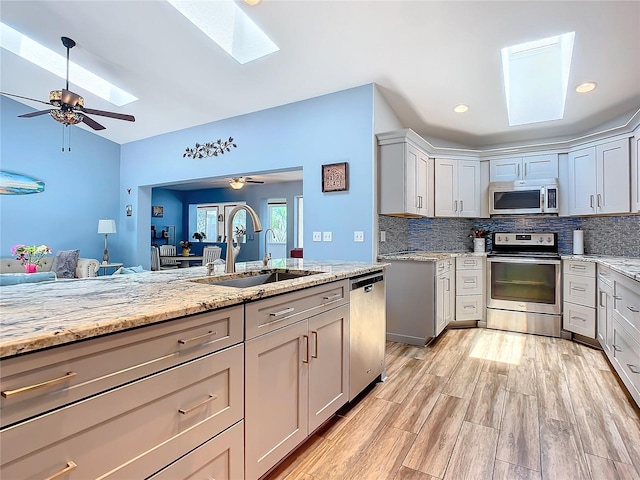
493, 233, 556, 247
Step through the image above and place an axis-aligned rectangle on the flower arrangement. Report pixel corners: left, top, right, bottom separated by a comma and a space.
11, 244, 52, 267
234, 226, 246, 237
179, 240, 192, 248
469, 228, 489, 239
192, 231, 206, 241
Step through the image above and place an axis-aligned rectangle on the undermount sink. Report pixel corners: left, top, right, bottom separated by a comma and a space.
189, 269, 321, 288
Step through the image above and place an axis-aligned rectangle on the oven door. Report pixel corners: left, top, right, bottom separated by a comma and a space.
487, 256, 561, 315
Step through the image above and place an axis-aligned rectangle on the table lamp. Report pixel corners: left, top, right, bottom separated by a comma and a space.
97, 219, 117, 264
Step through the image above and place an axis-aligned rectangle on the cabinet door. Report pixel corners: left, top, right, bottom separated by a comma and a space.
596, 139, 630, 214
567, 147, 597, 215
435, 273, 452, 335
435, 159, 458, 217
308, 304, 349, 432
598, 283, 613, 354
632, 131, 640, 213
458, 160, 481, 217
416, 150, 434, 216
523, 154, 558, 179
405, 144, 421, 215
490, 157, 521, 182
245, 321, 309, 480
446, 269, 455, 326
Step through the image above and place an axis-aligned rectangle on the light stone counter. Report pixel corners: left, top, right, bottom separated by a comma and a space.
0, 259, 386, 358
561, 255, 640, 282
378, 251, 487, 262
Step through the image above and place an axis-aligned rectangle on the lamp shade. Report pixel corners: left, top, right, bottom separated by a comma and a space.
97, 219, 117, 234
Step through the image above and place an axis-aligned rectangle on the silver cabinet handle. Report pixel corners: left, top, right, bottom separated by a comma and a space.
446, 278, 451, 291
517, 163, 521, 178
590, 195, 594, 208
302, 335, 309, 363
179, 394, 217, 415
44, 461, 78, 480
570, 316, 586, 322
524, 162, 527, 177
613, 295, 623, 300
2, 371, 76, 398
571, 286, 587, 292
571, 264, 586, 270
323, 293, 341, 301
311, 331, 318, 358
270, 307, 295, 317
600, 291, 606, 307
460, 200, 464, 212
613, 344, 622, 352
464, 279, 476, 284
463, 260, 476, 265
628, 306, 640, 313
628, 364, 640, 374
454, 200, 458, 212
597, 193, 601, 207
464, 304, 474, 309
178, 330, 216, 345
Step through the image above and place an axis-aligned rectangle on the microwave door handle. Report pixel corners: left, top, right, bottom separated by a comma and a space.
541, 187, 545, 212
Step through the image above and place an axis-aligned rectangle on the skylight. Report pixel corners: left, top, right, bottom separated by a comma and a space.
167, 0, 279, 65
0, 23, 138, 107
501, 32, 575, 126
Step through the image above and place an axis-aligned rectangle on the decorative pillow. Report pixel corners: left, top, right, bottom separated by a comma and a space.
51, 250, 80, 279
113, 265, 144, 275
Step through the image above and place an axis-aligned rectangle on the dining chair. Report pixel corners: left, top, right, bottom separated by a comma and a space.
158, 244, 179, 269
150, 246, 161, 271
202, 246, 222, 266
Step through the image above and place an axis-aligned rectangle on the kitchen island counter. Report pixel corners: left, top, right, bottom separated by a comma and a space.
0, 259, 386, 358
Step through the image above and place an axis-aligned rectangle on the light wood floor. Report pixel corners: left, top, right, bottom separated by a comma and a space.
263, 327, 640, 480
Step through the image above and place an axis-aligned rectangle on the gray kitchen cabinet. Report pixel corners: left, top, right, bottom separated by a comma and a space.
632, 128, 640, 213
435, 159, 481, 217
562, 260, 596, 338
489, 154, 558, 182
567, 138, 630, 215
378, 133, 434, 217
597, 265, 614, 354
455, 256, 485, 323
244, 286, 349, 480
436, 259, 455, 335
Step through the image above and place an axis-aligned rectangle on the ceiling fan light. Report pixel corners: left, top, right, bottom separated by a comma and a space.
229, 178, 245, 189
50, 109, 83, 125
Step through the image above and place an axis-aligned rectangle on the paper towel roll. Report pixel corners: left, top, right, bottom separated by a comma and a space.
573, 230, 584, 255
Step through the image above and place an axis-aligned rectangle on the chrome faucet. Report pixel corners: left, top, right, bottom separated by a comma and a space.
263, 228, 275, 266
226, 205, 263, 273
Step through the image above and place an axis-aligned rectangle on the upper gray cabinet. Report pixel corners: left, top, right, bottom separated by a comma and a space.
567, 138, 630, 216
435, 159, 481, 218
378, 131, 434, 217
632, 129, 640, 213
489, 154, 558, 182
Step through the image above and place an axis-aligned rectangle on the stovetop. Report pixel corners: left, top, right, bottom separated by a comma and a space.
489, 232, 559, 257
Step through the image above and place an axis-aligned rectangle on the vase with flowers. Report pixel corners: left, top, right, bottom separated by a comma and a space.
469, 229, 489, 253
179, 240, 192, 256
11, 244, 52, 273
192, 231, 206, 242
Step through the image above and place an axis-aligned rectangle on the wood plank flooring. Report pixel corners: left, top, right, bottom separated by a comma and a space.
263, 328, 640, 480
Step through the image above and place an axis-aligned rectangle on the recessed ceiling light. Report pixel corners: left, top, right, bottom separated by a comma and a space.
576, 82, 597, 93
243, 0, 262, 5
454, 104, 469, 113
501, 31, 575, 126
0, 22, 138, 106
167, 0, 279, 65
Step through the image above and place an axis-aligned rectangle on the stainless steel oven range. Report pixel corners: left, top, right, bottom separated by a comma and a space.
486, 232, 561, 337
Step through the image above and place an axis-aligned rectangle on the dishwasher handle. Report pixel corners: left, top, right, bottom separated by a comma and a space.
351, 272, 384, 291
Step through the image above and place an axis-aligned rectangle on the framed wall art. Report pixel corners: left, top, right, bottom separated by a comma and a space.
126, 204, 133, 217
152, 205, 164, 218
321, 162, 349, 192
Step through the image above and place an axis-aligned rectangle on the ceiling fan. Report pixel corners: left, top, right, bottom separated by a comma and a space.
0, 36, 135, 131
229, 177, 265, 189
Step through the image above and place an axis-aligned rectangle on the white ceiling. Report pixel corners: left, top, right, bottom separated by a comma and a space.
1, 0, 639, 148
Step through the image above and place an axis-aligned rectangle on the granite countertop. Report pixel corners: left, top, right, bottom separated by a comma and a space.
378, 251, 487, 262
561, 255, 640, 282
0, 259, 386, 359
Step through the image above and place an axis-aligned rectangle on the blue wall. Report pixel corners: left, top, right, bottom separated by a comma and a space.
0, 96, 121, 262
121, 84, 376, 268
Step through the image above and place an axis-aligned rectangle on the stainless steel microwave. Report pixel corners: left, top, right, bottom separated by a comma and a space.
489, 179, 559, 215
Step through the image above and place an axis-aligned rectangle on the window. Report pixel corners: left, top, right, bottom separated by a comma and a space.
195, 201, 246, 242
295, 196, 303, 248
196, 205, 218, 242
268, 200, 287, 243
225, 205, 247, 243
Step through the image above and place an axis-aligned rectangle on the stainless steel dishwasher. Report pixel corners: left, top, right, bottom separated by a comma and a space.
349, 271, 386, 401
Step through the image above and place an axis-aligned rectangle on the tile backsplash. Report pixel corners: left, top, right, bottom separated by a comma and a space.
378, 214, 640, 257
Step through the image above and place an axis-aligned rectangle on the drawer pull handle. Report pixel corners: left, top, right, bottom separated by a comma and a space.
613, 344, 622, 352
628, 306, 640, 313
571, 264, 586, 270
570, 316, 586, 322
599, 271, 608, 276
323, 294, 341, 301
464, 305, 475, 309
178, 331, 216, 345
1, 372, 76, 398
464, 279, 476, 284
628, 364, 640, 374
270, 307, 295, 317
463, 260, 476, 265
302, 335, 309, 363
178, 394, 217, 415
600, 291, 606, 307
613, 295, 623, 300
44, 461, 77, 480
571, 286, 587, 292
311, 331, 318, 358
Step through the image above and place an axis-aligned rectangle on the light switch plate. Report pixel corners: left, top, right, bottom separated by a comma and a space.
354, 231, 364, 242
323, 231, 332, 242
312, 231, 322, 242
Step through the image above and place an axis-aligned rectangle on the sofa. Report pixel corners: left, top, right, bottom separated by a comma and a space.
0, 257, 100, 278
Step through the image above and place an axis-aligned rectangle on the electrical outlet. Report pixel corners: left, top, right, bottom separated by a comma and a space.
354, 231, 364, 242
323, 231, 332, 242
380, 231, 386, 242
312, 231, 322, 242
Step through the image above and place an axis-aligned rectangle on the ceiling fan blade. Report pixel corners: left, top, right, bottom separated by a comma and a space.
61, 89, 82, 107
18, 109, 53, 118
81, 115, 106, 130
1, 91, 52, 106
246, 180, 265, 184
80, 107, 135, 122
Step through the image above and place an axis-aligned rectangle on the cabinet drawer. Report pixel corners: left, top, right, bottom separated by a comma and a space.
563, 273, 596, 308
0, 344, 244, 480
456, 257, 483, 271
613, 274, 640, 342
456, 295, 483, 321
456, 270, 483, 295
563, 260, 596, 277
245, 280, 348, 340
563, 302, 596, 338
149, 421, 244, 480
598, 265, 613, 288
0, 305, 243, 428
611, 319, 640, 404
